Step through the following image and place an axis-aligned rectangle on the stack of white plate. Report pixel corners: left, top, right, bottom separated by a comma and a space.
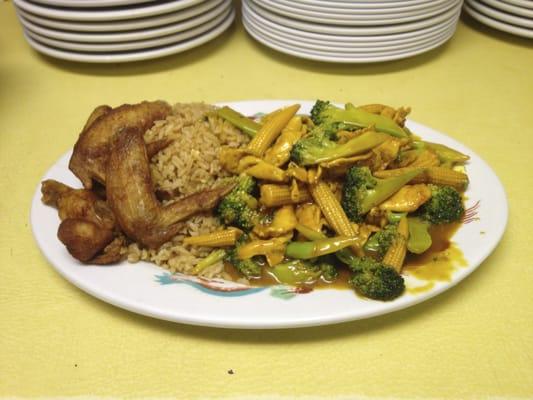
242, 0, 464, 63
13, 0, 236, 63
463, 0, 533, 38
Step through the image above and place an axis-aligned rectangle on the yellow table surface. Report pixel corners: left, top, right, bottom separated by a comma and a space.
1, 1, 532, 398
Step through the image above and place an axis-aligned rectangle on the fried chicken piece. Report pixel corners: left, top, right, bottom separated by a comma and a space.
106, 127, 234, 249
41, 179, 120, 264
57, 219, 115, 262
41, 179, 115, 229
69, 100, 172, 189
91, 235, 126, 265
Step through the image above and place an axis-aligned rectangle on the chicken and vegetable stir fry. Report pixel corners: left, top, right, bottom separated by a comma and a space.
197, 100, 469, 300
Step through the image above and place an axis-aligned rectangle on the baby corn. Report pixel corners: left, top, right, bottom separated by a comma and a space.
184, 228, 242, 247
246, 104, 300, 157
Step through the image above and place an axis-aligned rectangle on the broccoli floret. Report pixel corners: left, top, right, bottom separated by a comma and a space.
225, 246, 262, 279
347, 257, 405, 301
364, 224, 398, 258
216, 175, 260, 231
419, 185, 464, 224
341, 166, 423, 222
318, 262, 339, 283
290, 127, 389, 166
310, 100, 407, 138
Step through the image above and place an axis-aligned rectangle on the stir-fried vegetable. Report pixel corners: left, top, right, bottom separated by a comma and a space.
186, 100, 470, 302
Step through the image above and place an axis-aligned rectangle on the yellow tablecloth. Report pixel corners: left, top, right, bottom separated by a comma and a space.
1, 1, 532, 398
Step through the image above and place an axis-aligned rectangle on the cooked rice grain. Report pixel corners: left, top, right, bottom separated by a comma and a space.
126, 103, 249, 278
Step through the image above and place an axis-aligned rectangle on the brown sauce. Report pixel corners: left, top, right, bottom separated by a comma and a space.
224, 222, 466, 292
404, 222, 467, 285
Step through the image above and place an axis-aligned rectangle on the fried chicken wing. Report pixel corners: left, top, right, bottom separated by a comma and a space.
41, 179, 115, 229
69, 100, 172, 189
41, 179, 120, 264
106, 127, 234, 249
57, 219, 115, 262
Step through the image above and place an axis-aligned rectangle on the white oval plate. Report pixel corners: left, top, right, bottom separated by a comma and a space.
291, 0, 437, 8
17, 0, 230, 44
500, 0, 533, 10
481, 0, 533, 18
243, 4, 457, 50
252, 0, 456, 25
467, 0, 533, 28
13, 0, 205, 22
244, 18, 456, 61
31, 100, 507, 329
243, 0, 459, 44
244, 13, 456, 55
277, 0, 453, 13
14, 0, 226, 35
21, 8, 235, 63
463, 2, 533, 38
244, 0, 462, 36
24, 7, 230, 53
31, 0, 152, 7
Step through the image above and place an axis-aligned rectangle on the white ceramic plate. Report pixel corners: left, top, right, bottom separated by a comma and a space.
252, 0, 456, 25
15, 0, 222, 33
31, 0, 152, 7
244, 12, 456, 54
467, 0, 533, 28
244, 0, 462, 36
14, 0, 226, 34
500, 0, 533, 10
291, 0, 438, 8
13, 0, 205, 21
278, 0, 454, 13
243, 1, 459, 44
24, 7, 231, 53
243, 4, 457, 50
21, 8, 235, 63
463, 2, 533, 37
244, 17, 456, 62
31, 100, 507, 329
481, 0, 533, 18
16, 0, 230, 43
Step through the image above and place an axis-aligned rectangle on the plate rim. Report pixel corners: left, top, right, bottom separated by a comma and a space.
13, 0, 205, 22
21, 9, 235, 63
30, 99, 509, 329
14, 0, 227, 36
243, 4, 457, 51
252, 0, 457, 25
463, 2, 533, 38
243, 0, 462, 36
23, 7, 232, 53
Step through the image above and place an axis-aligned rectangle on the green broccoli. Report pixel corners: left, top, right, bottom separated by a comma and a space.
310, 100, 407, 138
216, 175, 260, 231
316, 256, 339, 282
419, 185, 464, 224
364, 224, 398, 258
341, 166, 424, 222
290, 127, 389, 166
347, 257, 405, 301
225, 246, 262, 280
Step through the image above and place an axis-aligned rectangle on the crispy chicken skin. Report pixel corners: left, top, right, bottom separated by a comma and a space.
106, 127, 234, 249
69, 100, 172, 189
57, 219, 115, 262
41, 179, 121, 264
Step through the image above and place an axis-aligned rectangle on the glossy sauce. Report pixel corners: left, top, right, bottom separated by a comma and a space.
404, 222, 467, 282
224, 222, 466, 291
